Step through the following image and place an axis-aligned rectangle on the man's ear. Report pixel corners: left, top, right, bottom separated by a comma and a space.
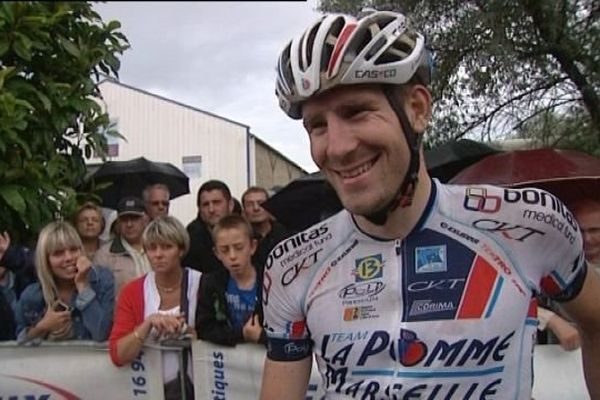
405, 84, 432, 134
228, 199, 234, 213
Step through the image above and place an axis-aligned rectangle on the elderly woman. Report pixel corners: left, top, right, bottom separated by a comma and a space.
108, 216, 201, 400
14, 221, 114, 343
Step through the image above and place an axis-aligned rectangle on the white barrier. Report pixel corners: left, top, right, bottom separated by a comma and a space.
0, 340, 165, 400
191, 341, 325, 399
0, 341, 589, 399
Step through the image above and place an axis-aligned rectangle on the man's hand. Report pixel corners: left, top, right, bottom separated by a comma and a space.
548, 314, 581, 351
74, 255, 92, 292
243, 314, 263, 343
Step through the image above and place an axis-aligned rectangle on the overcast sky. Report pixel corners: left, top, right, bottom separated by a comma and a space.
94, 1, 323, 173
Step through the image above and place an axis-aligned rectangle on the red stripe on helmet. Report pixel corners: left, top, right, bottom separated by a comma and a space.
327, 23, 357, 79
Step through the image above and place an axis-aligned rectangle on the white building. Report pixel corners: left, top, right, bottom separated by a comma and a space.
92, 78, 306, 226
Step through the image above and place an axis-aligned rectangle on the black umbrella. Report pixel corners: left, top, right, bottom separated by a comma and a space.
262, 172, 342, 232
87, 156, 190, 209
425, 139, 502, 183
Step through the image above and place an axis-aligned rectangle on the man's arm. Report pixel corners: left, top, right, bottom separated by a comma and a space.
561, 267, 600, 398
259, 357, 312, 400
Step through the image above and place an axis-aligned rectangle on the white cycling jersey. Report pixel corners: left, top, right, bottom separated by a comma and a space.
263, 179, 587, 400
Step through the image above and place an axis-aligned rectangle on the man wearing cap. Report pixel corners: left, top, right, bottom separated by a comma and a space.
94, 196, 151, 295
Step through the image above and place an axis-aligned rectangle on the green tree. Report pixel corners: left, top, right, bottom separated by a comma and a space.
0, 2, 129, 244
318, 0, 600, 149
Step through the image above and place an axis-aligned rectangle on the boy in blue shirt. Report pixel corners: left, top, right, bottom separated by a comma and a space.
195, 214, 265, 346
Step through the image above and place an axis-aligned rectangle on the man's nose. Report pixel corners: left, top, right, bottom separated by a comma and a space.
326, 116, 357, 160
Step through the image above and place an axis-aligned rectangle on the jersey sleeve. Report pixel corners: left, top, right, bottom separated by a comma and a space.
533, 193, 587, 302
262, 238, 313, 362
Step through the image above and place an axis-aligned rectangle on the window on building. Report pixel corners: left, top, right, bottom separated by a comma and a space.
182, 155, 202, 179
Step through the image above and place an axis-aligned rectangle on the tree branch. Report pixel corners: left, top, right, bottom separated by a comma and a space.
456, 77, 568, 138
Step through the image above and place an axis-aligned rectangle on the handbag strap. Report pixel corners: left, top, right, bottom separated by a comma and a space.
179, 267, 190, 322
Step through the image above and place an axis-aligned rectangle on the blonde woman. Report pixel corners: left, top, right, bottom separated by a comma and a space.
109, 216, 201, 400
14, 221, 114, 343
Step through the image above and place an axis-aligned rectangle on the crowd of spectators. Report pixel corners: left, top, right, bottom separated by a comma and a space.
0, 179, 290, 399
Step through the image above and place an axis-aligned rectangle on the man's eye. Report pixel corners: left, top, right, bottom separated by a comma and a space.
345, 107, 369, 119
307, 122, 327, 137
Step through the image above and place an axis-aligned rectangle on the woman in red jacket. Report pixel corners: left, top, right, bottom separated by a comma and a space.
108, 216, 201, 400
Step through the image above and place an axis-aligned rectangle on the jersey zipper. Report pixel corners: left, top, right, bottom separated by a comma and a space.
394, 238, 403, 386
395, 239, 402, 256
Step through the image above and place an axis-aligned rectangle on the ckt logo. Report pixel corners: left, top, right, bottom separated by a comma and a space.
473, 219, 545, 242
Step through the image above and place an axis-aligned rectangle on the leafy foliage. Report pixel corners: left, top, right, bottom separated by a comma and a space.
0, 2, 129, 244
317, 0, 600, 150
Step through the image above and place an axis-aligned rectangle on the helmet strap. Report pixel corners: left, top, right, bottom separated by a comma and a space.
363, 85, 422, 226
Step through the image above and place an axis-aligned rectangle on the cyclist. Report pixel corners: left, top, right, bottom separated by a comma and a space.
260, 9, 600, 400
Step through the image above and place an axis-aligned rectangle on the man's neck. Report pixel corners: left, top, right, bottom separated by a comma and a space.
252, 220, 272, 238
125, 238, 143, 252
231, 266, 257, 290
354, 168, 432, 240
82, 238, 100, 254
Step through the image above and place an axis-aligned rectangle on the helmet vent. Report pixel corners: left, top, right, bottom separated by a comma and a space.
364, 36, 387, 61
304, 23, 321, 71
375, 32, 416, 65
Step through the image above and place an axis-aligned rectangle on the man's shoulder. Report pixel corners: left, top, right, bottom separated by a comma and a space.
200, 268, 229, 288
187, 218, 207, 232
264, 210, 348, 276
437, 182, 568, 218
96, 238, 125, 255
436, 182, 580, 246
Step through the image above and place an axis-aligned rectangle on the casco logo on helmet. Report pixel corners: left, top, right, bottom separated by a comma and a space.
354, 69, 397, 80
302, 78, 310, 91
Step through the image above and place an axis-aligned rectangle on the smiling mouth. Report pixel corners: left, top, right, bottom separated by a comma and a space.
337, 157, 377, 179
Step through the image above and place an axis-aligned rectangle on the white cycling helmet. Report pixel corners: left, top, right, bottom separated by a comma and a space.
276, 10, 429, 119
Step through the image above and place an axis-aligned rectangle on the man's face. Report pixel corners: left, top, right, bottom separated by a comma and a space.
214, 227, 256, 277
302, 84, 411, 217
119, 214, 148, 245
574, 205, 600, 265
199, 189, 232, 227
145, 187, 170, 219
76, 208, 103, 240
243, 191, 270, 225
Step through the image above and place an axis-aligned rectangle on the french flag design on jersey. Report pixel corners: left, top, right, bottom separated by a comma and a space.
402, 229, 502, 322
